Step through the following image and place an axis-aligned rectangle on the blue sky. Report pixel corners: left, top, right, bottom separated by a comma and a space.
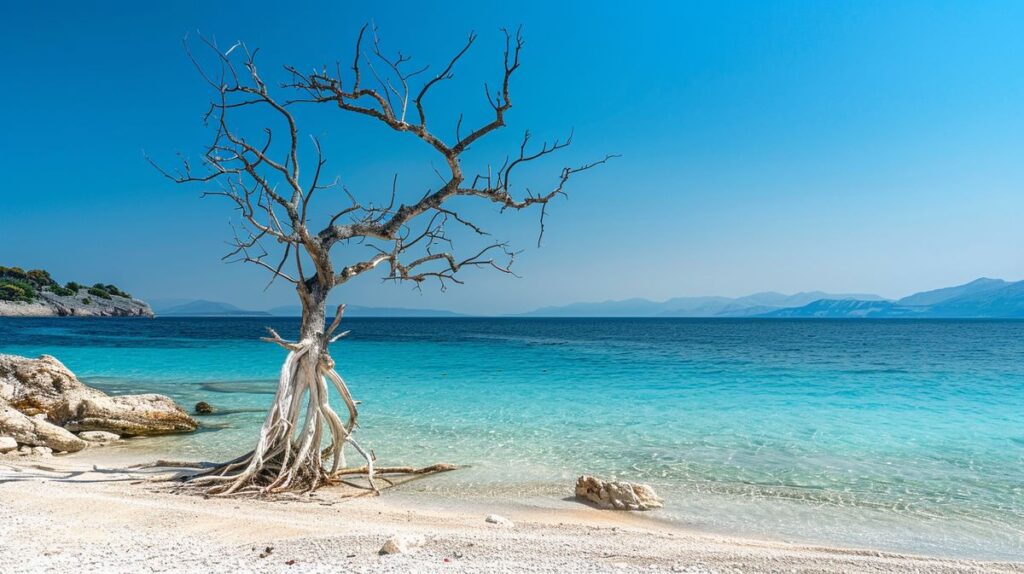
2, 1, 1023, 314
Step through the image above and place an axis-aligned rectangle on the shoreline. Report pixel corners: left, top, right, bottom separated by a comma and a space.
1, 452, 1020, 573
46, 437, 1024, 563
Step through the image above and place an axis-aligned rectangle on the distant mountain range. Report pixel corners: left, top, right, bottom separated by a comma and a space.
150, 299, 271, 317
149, 277, 1024, 319
150, 299, 463, 317
762, 278, 1024, 318
265, 305, 463, 317
521, 291, 886, 318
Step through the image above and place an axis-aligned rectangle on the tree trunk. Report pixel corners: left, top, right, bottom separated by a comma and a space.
185, 281, 376, 495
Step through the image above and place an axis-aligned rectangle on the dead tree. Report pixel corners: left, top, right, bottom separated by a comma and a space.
153, 26, 612, 496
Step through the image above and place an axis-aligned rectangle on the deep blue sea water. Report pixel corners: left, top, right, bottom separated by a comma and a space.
1, 317, 1021, 560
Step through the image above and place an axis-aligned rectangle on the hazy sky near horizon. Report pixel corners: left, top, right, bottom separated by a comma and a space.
3, 1, 1023, 314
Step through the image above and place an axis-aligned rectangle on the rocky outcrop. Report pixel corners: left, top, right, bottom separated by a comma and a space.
0, 267, 153, 317
0, 403, 88, 452
0, 291, 153, 317
0, 354, 197, 454
64, 394, 198, 435
575, 475, 663, 511
0, 435, 19, 453
78, 431, 120, 443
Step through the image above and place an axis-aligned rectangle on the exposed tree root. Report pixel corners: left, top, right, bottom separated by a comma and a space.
164, 318, 456, 498
149, 460, 457, 497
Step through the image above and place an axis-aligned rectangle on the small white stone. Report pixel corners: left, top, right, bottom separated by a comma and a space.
0, 436, 17, 453
78, 431, 121, 443
484, 514, 514, 527
31, 446, 53, 457
379, 534, 425, 555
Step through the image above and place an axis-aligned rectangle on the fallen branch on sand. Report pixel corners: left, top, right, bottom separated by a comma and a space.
134, 459, 458, 498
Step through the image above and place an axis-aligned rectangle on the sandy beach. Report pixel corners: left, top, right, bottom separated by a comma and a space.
1, 451, 1020, 574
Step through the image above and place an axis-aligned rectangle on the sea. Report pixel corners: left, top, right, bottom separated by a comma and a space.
0, 317, 1021, 560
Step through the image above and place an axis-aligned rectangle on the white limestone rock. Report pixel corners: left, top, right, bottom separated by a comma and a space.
0, 401, 87, 452
575, 475, 663, 511
78, 430, 121, 443
485, 514, 514, 527
378, 534, 426, 555
0, 354, 197, 436
0, 436, 17, 453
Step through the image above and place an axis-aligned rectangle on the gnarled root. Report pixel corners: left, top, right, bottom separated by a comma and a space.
328, 463, 458, 493
178, 328, 392, 496
169, 308, 456, 498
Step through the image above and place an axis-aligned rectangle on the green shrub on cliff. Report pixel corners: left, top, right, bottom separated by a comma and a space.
1, 267, 132, 304
26, 269, 56, 287
0, 278, 37, 302
98, 283, 131, 298
48, 284, 76, 297
87, 286, 112, 300
0, 267, 56, 289
0, 267, 28, 281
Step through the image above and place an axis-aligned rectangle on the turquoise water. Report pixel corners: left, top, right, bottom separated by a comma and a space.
1, 317, 1021, 560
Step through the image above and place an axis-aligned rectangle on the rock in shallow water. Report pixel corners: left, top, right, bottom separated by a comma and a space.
194, 401, 214, 415
0, 402, 87, 452
575, 475, 663, 511
0, 354, 197, 437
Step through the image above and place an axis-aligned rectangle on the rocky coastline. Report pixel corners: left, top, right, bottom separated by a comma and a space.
0, 291, 153, 317
0, 354, 196, 456
0, 266, 153, 317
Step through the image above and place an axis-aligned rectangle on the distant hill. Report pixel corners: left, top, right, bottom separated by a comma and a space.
923, 280, 1024, 318
759, 299, 909, 318
268, 304, 464, 317
760, 278, 1024, 318
0, 266, 152, 317
155, 300, 270, 317
144, 277, 1024, 320
896, 278, 1009, 306
525, 298, 674, 317
151, 300, 463, 317
522, 291, 886, 318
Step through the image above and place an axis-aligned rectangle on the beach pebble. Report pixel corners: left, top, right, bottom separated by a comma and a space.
378, 534, 425, 555
78, 431, 120, 443
194, 402, 215, 415
0, 436, 17, 453
31, 446, 53, 457
484, 514, 514, 527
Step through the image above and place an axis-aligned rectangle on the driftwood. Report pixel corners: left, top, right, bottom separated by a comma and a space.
151, 24, 609, 496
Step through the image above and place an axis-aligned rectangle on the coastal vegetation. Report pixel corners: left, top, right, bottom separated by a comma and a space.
0, 266, 151, 317
155, 25, 609, 496
0, 266, 130, 303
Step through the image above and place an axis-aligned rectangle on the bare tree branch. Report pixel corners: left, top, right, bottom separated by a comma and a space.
156, 24, 612, 497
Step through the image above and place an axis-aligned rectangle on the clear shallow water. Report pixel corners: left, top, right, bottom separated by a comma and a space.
1, 317, 1021, 560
